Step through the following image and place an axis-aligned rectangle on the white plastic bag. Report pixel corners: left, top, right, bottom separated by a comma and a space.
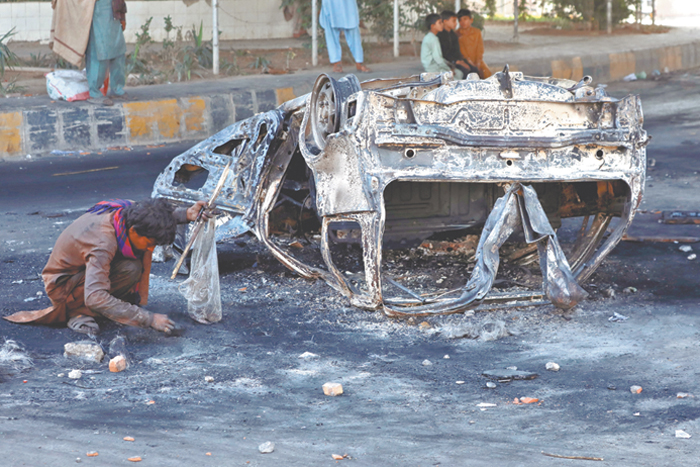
46, 70, 90, 102
178, 219, 222, 324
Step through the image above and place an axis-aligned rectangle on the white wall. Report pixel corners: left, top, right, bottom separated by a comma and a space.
0, 0, 294, 44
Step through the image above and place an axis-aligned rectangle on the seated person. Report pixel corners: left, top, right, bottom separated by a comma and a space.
4, 198, 211, 335
457, 8, 492, 79
438, 10, 479, 78
421, 14, 463, 79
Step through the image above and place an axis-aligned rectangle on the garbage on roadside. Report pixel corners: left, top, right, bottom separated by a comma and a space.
46, 70, 90, 102
258, 441, 275, 454
322, 382, 343, 396
623, 73, 638, 82
609, 312, 629, 322
64, 341, 104, 363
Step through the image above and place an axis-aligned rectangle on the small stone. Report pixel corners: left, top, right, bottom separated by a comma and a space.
443, 354, 450, 359
298, 352, 319, 359
109, 355, 127, 373
205, 376, 214, 383
679, 245, 693, 253
258, 441, 275, 453
609, 312, 629, 322
604, 288, 616, 298
688, 254, 697, 261
57, 373, 65, 378
630, 385, 643, 394
633, 412, 641, 416
476, 402, 497, 408
422, 359, 432, 366
76, 458, 81, 463
123, 436, 135, 442
419, 321, 431, 329
486, 382, 497, 389
68, 369, 82, 380
322, 382, 343, 396
468, 420, 475, 424
455, 381, 465, 385
64, 342, 104, 363
545, 362, 560, 372
677, 392, 690, 399
607, 384, 617, 390
676, 429, 691, 439
622, 287, 638, 294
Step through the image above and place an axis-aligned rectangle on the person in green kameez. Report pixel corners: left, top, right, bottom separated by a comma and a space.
85, 0, 127, 106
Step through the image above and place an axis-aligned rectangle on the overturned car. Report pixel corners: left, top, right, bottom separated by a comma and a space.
153, 67, 647, 317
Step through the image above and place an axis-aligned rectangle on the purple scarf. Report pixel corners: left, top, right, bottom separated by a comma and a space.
87, 199, 137, 259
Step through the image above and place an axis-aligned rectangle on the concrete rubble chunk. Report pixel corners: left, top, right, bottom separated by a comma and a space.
545, 362, 561, 372
64, 341, 104, 363
482, 369, 538, 381
322, 382, 343, 396
109, 355, 127, 373
258, 441, 275, 453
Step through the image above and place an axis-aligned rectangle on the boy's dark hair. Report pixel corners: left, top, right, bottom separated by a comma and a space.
441, 10, 457, 20
457, 8, 473, 19
123, 198, 177, 245
425, 13, 441, 30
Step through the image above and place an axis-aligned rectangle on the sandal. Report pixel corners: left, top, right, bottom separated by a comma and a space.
355, 63, 371, 73
332, 62, 343, 73
67, 314, 100, 335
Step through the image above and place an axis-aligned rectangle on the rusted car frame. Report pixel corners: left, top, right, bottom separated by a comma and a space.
153, 67, 648, 317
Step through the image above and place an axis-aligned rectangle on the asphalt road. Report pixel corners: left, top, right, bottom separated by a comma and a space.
0, 71, 699, 466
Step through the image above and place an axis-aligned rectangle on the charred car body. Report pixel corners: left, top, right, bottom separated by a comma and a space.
153, 67, 647, 317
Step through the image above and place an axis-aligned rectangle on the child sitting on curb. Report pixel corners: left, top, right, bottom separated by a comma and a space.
421, 14, 464, 79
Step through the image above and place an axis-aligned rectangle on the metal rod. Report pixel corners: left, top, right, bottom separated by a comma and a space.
312, 0, 318, 67
212, 0, 219, 75
393, 0, 399, 58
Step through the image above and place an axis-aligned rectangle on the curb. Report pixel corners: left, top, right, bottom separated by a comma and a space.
2, 41, 700, 159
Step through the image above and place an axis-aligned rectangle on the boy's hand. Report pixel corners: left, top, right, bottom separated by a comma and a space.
186, 200, 214, 222
151, 313, 175, 333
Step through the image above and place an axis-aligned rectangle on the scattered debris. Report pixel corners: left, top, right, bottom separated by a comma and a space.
541, 451, 603, 461
603, 288, 616, 298
298, 352, 319, 359
676, 430, 691, 439
482, 369, 538, 381
23, 296, 40, 302
0, 339, 33, 374
622, 287, 638, 294
441, 319, 510, 341
630, 385, 643, 394
64, 342, 105, 363
609, 312, 629, 322
331, 454, 349, 460
68, 370, 82, 380
422, 359, 432, 366
456, 381, 466, 385
476, 402, 497, 408
486, 382, 497, 389
419, 321, 431, 329
322, 382, 343, 396
607, 384, 617, 390
258, 441, 275, 453
86, 452, 98, 457
688, 254, 697, 261
124, 437, 135, 442
109, 355, 127, 373
146, 400, 155, 405
205, 376, 214, 383
677, 392, 691, 399
506, 366, 517, 370
679, 245, 693, 253
633, 412, 640, 416
519, 397, 539, 404
289, 241, 304, 249
127, 457, 142, 462
545, 362, 560, 372
443, 355, 450, 359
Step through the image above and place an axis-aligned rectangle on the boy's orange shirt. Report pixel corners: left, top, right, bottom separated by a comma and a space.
458, 27, 492, 78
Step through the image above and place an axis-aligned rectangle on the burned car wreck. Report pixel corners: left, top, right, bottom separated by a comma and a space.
153, 67, 647, 317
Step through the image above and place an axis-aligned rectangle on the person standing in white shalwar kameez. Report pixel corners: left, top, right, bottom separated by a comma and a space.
319, 0, 371, 73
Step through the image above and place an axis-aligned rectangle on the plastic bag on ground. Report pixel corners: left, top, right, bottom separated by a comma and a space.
178, 218, 222, 324
46, 70, 90, 102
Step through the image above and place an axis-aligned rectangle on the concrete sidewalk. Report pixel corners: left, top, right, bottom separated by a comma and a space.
2, 24, 700, 159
